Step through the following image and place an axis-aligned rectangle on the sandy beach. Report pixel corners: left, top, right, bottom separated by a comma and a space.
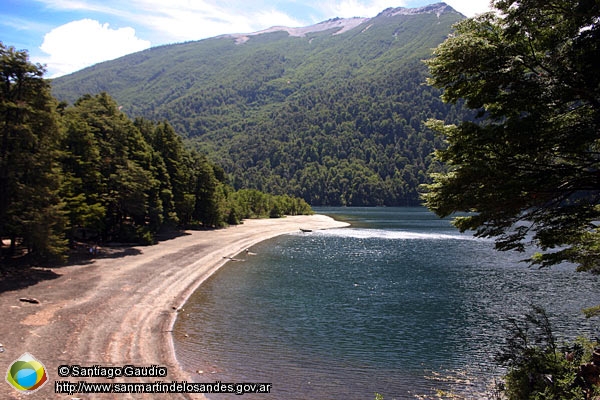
0, 214, 349, 399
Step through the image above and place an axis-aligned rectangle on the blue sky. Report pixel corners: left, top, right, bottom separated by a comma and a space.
1, 0, 492, 78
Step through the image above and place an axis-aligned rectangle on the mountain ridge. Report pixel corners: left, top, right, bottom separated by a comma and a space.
179, 3, 459, 45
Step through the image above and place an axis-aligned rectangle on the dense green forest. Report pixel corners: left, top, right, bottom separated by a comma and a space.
0, 43, 311, 260
52, 4, 472, 206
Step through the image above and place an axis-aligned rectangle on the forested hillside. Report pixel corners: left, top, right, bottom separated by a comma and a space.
52, 3, 471, 206
1, 44, 311, 260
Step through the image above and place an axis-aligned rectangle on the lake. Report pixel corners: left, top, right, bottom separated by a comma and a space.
174, 207, 600, 399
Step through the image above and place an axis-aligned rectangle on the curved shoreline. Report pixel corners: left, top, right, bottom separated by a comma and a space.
164, 215, 350, 395
0, 214, 348, 399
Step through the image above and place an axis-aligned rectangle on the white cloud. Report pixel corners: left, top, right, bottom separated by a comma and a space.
127, 0, 306, 42
0, 15, 52, 33
35, 0, 129, 17
445, 0, 492, 17
318, 0, 408, 19
254, 9, 308, 29
36, 19, 151, 77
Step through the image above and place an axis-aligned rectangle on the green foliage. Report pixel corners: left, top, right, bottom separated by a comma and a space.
423, 0, 600, 270
582, 305, 600, 319
0, 45, 313, 259
496, 306, 597, 400
58, 93, 313, 239
192, 154, 223, 228
51, 7, 470, 206
63, 93, 159, 241
229, 189, 312, 220
0, 42, 68, 260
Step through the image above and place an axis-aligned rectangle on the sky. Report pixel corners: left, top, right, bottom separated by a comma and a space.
1, 0, 492, 78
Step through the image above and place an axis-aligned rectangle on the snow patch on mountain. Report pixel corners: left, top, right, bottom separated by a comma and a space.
226, 3, 456, 45
381, 2, 453, 18
228, 17, 368, 45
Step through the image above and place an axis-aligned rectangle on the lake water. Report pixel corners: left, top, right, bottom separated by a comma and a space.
174, 207, 600, 399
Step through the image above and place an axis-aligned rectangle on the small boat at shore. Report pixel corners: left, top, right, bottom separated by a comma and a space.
299, 228, 312, 233
223, 256, 244, 261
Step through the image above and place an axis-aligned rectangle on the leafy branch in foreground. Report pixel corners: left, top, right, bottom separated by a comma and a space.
495, 306, 599, 400
423, 0, 600, 271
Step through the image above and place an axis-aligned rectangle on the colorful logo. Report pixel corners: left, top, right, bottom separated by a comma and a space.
6, 353, 48, 394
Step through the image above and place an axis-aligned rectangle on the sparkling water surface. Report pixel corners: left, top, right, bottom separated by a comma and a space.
174, 207, 600, 399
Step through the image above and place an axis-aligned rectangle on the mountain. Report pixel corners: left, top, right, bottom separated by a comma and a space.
52, 3, 469, 206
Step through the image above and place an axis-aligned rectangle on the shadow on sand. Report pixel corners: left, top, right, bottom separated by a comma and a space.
0, 229, 193, 294
0, 263, 61, 293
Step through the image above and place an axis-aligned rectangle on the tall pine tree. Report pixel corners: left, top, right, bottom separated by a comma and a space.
0, 42, 67, 259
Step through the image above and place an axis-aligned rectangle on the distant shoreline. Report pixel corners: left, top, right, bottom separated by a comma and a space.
0, 214, 348, 399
